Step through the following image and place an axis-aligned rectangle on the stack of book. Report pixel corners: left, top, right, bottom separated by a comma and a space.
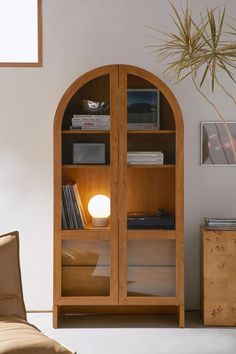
62, 183, 87, 229
127, 151, 164, 165
70, 115, 110, 130
204, 217, 236, 230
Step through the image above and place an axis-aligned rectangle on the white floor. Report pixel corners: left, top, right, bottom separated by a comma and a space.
27, 312, 236, 354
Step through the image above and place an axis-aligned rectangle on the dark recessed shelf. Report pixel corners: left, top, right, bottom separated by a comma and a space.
62, 130, 110, 134
127, 164, 175, 168
127, 130, 176, 134
62, 164, 110, 169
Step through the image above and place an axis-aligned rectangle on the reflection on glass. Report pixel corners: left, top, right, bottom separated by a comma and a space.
61, 240, 110, 296
127, 240, 176, 297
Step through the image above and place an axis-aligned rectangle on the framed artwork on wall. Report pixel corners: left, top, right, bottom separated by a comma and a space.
0, 0, 42, 66
201, 122, 236, 166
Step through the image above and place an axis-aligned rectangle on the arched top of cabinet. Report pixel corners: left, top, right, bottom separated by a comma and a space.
53, 64, 183, 132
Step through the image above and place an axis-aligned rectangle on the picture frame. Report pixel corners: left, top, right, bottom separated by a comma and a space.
127, 89, 160, 130
200, 121, 236, 166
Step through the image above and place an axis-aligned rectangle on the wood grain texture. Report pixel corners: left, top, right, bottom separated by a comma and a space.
127, 167, 175, 214
127, 239, 175, 266
127, 266, 176, 297
59, 305, 177, 315
202, 228, 236, 326
62, 266, 110, 297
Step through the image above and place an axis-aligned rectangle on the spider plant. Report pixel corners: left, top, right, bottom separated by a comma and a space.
148, 2, 236, 160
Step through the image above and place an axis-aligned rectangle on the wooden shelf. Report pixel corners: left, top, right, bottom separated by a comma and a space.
62, 130, 110, 134
127, 130, 176, 134
128, 229, 176, 240
127, 164, 175, 168
62, 164, 110, 169
62, 130, 175, 135
61, 229, 111, 240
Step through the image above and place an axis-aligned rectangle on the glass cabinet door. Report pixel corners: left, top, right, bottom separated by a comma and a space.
118, 66, 177, 303
61, 240, 110, 297
56, 66, 119, 304
127, 240, 176, 297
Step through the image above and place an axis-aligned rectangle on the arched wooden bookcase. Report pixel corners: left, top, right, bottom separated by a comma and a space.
53, 65, 184, 327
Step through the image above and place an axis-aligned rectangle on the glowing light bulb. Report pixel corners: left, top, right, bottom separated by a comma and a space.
88, 195, 110, 227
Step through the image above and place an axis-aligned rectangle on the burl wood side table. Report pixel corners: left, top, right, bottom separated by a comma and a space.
202, 227, 236, 326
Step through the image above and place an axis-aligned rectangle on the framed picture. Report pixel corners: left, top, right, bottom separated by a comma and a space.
127, 89, 160, 130
201, 122, 236, 166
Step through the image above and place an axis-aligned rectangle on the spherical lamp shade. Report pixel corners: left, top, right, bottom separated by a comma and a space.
88, 195, 110, 227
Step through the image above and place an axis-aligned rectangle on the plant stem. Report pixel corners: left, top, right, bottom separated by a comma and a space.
215, 76, 236, 106
190, 71, 236, 161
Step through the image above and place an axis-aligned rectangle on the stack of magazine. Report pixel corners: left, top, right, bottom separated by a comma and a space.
127, 151, 164, 165
204, 217, 236, 230
70, 115, 110, 130
62, 183, 87, 229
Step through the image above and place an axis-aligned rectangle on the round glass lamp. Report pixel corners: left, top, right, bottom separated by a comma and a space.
88, 194, 110, 227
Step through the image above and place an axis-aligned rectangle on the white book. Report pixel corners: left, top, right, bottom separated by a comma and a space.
128, 151, 163, 155
128, 161, 164, 165
128, 153, 163, 157
128, 159, 164, 163
127, 124, 159, 131
127, 158, 163, 162
127, 155, 164, 159
73, 114, 110, 117
72, 122, 110, 127
70, 126, 110, 130
72, 115, 110, 121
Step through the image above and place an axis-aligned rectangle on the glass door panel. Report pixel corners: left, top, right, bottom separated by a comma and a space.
126, 73, 176, 231
118, 66, 177, 302
62, 74, 110, 131
61, 240, 110, 297
127, 240, 176, 297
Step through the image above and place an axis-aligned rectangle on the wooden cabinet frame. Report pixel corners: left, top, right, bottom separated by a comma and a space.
53, 65, 184, 327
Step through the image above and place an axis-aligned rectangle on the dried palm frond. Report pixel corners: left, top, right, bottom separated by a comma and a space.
149, 2, 236, 91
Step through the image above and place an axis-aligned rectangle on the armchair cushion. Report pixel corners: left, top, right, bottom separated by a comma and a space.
0, 231, 26, 319
0, 316, 75, 354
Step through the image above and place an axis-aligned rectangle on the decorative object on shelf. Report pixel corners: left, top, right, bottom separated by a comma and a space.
148, 3, 236, 161
81, 99, 110, 114
127, 208, 174, 229
127, 89, 160, 130
201, 122, 236, 166
127, 151, 163, 165
70, 114, 110, 130
204, 217, 236, 230
73, 142, 107, 164
88, 194, 110, 227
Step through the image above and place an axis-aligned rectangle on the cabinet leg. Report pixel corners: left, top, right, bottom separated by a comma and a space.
178, 304, 185, 328
53, 305, 61, 328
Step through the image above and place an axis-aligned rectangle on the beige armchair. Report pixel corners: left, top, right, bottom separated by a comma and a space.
0, 231, 75, 354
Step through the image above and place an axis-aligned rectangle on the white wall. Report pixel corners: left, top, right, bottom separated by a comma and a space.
0, 0, 235, 311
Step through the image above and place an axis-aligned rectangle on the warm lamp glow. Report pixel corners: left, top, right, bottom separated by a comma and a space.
88, 195, 110, 227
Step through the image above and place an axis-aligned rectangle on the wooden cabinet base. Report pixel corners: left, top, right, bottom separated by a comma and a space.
202, 228, 236, 326
53, 304, 184, 328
